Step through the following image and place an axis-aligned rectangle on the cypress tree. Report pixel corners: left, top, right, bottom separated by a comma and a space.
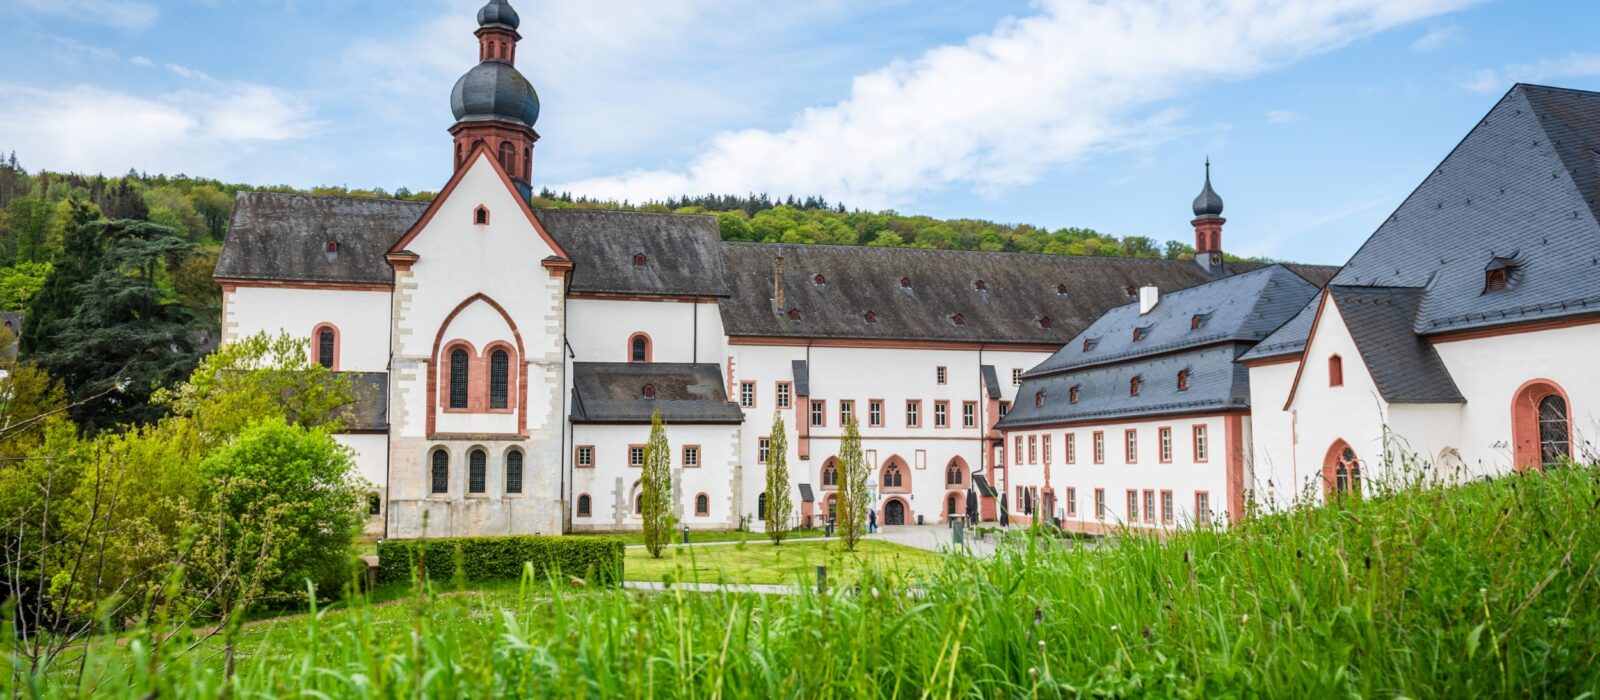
640, 409, 673, 558
764, 411, 793, 545
837, 416, 869, 551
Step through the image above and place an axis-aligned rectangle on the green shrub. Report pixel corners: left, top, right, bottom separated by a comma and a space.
376, 535, 623, 586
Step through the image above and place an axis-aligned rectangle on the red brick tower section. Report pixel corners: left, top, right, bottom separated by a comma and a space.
450, 0, 540, 188
1191, 158, 1226, 273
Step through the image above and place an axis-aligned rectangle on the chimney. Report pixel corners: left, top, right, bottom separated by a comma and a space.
773, 254, 785, 312
1138, 286, 1159, 315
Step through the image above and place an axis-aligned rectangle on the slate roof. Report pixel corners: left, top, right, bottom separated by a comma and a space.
570, 362, 744, 424
336, 372, 390, 431
791, 360, 810, 396
536, 210, 730, 297
997, 344, 1251, 429
717, 242, 1266, 344
980, 365, 1002, 400
1245, 84, 1600, 361
216, 192, 428, 285
1027, 265, 1318, 377
1327, 286, 1465, 404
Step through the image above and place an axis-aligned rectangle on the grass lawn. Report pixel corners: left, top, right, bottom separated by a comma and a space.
624, 539, 941, 585
574, 527, 828, 546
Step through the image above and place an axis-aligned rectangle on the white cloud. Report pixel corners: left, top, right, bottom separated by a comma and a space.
1266, 110, 1303, 124
551, 0, 1479, 209
16, 0, 158, 31
0, 83, 319, 176
1410, 25, 1461, 52
129, 56, 155, 68
1464, 53, 1600, 93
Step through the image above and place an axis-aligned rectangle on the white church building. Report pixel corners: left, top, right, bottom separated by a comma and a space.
214, 0, 1596, 539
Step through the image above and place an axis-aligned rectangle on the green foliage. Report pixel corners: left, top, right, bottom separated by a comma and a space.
197, 417, 367, 600
0, 260, 50, 311
640, 410, 673, 558
32, 219, 201, 431
764, 411, 792, 544
375, 535, 624, 586
836, 416, 869, 551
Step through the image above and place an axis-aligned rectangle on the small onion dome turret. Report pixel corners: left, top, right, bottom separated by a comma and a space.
1192, 158, 1224, 219
451, 61, 540, 129
477, 0, 520, 31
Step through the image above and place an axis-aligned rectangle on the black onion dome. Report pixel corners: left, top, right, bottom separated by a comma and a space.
1192, 160, 1224, 219
451, 61, 540, 128
477, 0, 520, 30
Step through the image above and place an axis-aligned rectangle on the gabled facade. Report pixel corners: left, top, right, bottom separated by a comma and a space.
1243, 84, 1600, 507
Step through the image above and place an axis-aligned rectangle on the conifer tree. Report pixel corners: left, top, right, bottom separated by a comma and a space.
640, 409, 673, 558
837, 415, 869, 551
764, 411, 793, 545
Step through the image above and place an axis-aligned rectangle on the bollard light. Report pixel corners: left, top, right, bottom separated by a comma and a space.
816, 565, 827, 593
682, 525, 690, 544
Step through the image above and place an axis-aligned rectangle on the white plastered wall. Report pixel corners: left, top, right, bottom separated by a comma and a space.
222, 287, 390, 371
568, 423, 743, 531
567, 298, 726, 364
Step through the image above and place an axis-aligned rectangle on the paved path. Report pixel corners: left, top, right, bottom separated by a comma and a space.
623, 524, 1002, 558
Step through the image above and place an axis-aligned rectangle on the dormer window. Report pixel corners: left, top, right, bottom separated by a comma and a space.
1132, 326, 1149, 342
1056, 284, 1069, 296
1177, 369, 1189, 391
864, 310, 878, 324
1069, 386, 1079, 404
324, 239, 338, 253
974, 280, 987, 291
1190, 313, 1207, 330
899, 277, 912, 289
1039, 316, 1052, 329
642, 383, 657, 399
1130, 376, 1142, 397
1082, 337, 1097, 352
951, 313, 966, 326
1035, 390, 1045, 408
814, 273, 826, 286
1125, 286, 1138, 297
473, 205, 489, 225
633, 252, 648, 267
1484, 268, 1508, 292
788, 307, 802, 321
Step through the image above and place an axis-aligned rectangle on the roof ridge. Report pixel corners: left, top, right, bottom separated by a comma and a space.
723, 239, 1210, 267
1514, 82, 1600, 98
535, 208, 718, 222
237, 190, 429, 206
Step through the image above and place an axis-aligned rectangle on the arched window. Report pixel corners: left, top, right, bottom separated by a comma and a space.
1333, 447, 1361, 498
634, 493, 643, 515
864, 310, 878, 324
489, 349, 510, 409
882, 464, 903, 489
899, 277, 911, 289
468, 449, 487, 494
642, 384, 656, 399
498, 142, 516, 174
814, 273, 826, 285
1537, 395, 1571, 467
314, 325, 336, 369
448, 348, 470, 409
789, 308, 802, 321
695, 493, 710, 516
633, 252, 647, 267
430, 449, 449, 494
821, 460, 837, 487
1039, 316, 1052, 329
1130, 376, 1142, 397
629, 334, 651, 363
758, 492, 768, 520
945, 460, 963, 486
973, 280, 986, 291
577, 494, 591, 517
1056, 283, 1068, 296
474, 205, 489, 225
1512, 380, 1572, 470
951, 313, 965, 326
523, 147, 531, 181
1329, 355, 1344, 387
505, 449, 523, 494
947, 494, 959, 515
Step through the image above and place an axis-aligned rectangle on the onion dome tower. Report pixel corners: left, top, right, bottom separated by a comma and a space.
450, 0, 540, 191
1191, 158, 1226, 273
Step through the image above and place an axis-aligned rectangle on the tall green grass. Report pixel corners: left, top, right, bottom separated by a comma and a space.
10, 466, 1600, 697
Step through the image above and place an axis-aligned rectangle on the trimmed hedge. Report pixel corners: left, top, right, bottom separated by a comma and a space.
376, 535, 624, 586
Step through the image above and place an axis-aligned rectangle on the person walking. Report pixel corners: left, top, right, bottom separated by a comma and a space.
869, 508, 878, 533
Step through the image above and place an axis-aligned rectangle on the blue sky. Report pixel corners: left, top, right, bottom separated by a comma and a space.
2, 0, 1598, 265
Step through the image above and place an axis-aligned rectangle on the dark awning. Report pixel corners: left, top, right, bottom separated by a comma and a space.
971, 474, 997, 498
798, 483, 815, 503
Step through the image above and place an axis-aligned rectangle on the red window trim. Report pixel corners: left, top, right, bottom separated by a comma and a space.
1158, 426, 1173, 464
694, 492, 711, 516
1194, 491, 1211, 523
1094, 488, 1106, 520
1065, 433, 1076, 464
1093, 431, 1105, 464
1065, 487, 1077, 517
483, 341, 519, 414
775, 381, 793, 409
311, 322, 340, 370
810, 399, 827, 428
574, 445, 595, 468
682, 444, 702, 468
1193, 424, 1210, 463
1125, 428, 1138, 464
868, 398, 885, 427
439, 340, 520, 414
740, 381, 757, 408
628, 444, 646, 468
906, 399, 923, 428
839, 399, 855, 426
1160, 489, 1175, 524
961, 401, 977, 428
473, 204, 490, 225
1126, 489, 1140, 522
576, 492, 592, 517
934, 400, 950, 429
627, 332, 653, 363
1329, 354, 1344, 387
1143, 489, 1156, 525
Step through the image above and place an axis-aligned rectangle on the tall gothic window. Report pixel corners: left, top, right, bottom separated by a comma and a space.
506, 449, 524, 494
449, 348, 470, 409
1332, 447, 1361, 498
1538, 395, 1571, 467
498, 142, 516, 175
489, 349, 510, 409
468, 449, 487, 494
822, 460, 837, 487
430, 449, 448, 494
316, 327, 335, 369
882, 463, 904, 489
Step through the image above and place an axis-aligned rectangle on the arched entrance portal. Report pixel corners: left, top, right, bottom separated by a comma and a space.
1322, 440, 1362, 500
884, 498, 907, 526
1511, 379, 1572, 470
